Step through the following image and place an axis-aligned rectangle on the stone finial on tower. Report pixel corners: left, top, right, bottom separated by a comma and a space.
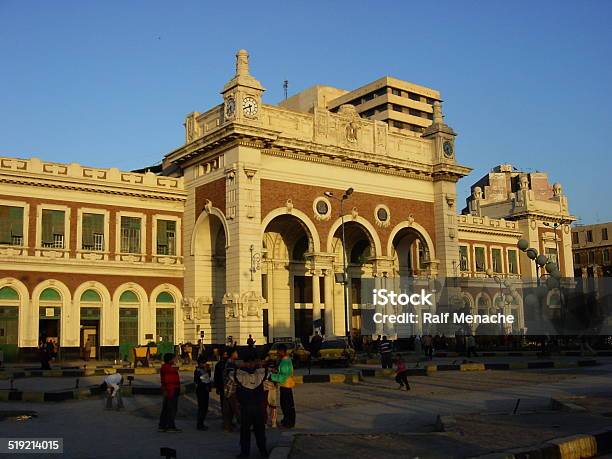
432, 101, 444, 125
236, 49, 249, 76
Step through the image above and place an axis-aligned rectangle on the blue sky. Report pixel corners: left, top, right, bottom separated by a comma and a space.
1, 1, 610, 223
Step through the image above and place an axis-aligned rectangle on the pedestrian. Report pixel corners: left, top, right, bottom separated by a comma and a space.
214, 350, 229, 427
102, 372, 125, 410
159, 353, 181, 432
235, 355, 268, 458
423, 335, 433, 360
83, 337, 92, 361
270, 344, 295, 429
394, 354, 410, 391
467, 334, 478, 358
247, 334, 256, 349
222, 350, 240, 432
379, 336, 392, 369
194, 356, 212, 431
40, 340, 51, 370
309, 331, 322, 359
197, 339, 205, 361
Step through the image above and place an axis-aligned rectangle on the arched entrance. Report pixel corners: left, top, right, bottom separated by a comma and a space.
38, 287, 62, 348
330, 220, 377, 336
263, 214, 316, 344
79, 289, 102, 359
191, 211, 227, 344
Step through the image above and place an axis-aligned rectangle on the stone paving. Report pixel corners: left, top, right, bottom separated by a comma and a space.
1, 362, 612, 458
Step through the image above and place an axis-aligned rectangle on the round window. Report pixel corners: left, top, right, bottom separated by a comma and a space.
316, 200, 329, 215
377, 207, 388, 222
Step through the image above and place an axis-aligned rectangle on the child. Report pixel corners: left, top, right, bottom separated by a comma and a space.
263, 377, 278, 428
194, 356, 212, 430
395, 354, 410, 391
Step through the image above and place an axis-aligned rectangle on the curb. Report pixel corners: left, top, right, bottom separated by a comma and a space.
293, 373, 361, 385
0, 383, 195, 403
361, 360, 599, 379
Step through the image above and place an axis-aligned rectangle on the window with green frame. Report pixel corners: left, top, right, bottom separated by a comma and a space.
82, 213, 104, 251
508, 250, 519, 274
41, 209, 65, 248
459, 246, 469, 271
474, 247, 486, 272
156, 308, 174, 343
0, 206, 24, 246
119, 308, 138, 347
156, 220, 176, 256
120, 216, 141, 254
492, 248, 503, 273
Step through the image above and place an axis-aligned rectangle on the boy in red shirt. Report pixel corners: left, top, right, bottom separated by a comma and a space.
159, 353, 182, 432
395, 354, 411, 391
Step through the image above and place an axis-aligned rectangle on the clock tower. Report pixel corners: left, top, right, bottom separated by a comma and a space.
422, 101, 456, 163
221, 49, 265, 123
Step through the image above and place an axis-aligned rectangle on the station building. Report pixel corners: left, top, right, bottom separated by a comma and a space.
0, 50, 575, 360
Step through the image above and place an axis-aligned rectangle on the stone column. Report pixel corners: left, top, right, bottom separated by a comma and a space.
323, 269, 335, 336
312, 269, 321, 322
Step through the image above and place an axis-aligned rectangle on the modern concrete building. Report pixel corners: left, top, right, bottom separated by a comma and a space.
572, 222, 611, 277
0, 50, 576, 360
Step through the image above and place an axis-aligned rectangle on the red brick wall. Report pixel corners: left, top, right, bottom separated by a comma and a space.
195, 178, 226, 223
0, 270, 183, 298
260, 179, 435, 255
0, 194, 182, 259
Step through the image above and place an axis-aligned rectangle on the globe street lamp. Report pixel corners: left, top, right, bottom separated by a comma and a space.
542, 221, 566, 270
324, 188, 354, 338
517, 239, 549, 286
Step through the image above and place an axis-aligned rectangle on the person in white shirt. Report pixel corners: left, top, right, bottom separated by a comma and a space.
103, 373, 124, 410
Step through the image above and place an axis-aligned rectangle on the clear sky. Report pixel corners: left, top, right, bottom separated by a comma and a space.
1, 1, 610, 223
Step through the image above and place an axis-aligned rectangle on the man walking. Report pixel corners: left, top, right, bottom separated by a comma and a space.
194, 356, 212, 431
270, 344, 295, 429
379, 336, 392, 369
466, 334, 478, 358
223, 350, 240, 432
159, 353, 181, 432
235, 356, 268, 458
214, 350, 229, 427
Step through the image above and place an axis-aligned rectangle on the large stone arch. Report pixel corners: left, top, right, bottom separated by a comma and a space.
386, 221, 436, 260
325, 215, 382, 257
191, 205, 230, 256
261, 208, 321, 254
32, 279, 73, 348
0, 278, 30, 348
74, 281, 112, 347
113, 283, 149, 346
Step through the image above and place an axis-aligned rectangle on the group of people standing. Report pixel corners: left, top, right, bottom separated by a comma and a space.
150, 343, 296, 458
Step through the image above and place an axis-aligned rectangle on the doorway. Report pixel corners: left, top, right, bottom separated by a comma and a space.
80, 307, 100, 359
294, 309, 313, 344
39, 306, 61, 349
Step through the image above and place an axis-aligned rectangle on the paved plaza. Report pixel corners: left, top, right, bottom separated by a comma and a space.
1, 358, 612, 458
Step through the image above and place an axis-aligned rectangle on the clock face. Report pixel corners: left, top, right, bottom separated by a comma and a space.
242, 96, 259, 117
225, 97, 236, 118
443, 141, 454, 158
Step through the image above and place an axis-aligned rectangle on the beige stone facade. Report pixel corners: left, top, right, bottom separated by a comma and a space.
0, 50, 577, 358
572, 222, 611, 277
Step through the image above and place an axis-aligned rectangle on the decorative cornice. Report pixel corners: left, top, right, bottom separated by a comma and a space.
0, 176, 186, 202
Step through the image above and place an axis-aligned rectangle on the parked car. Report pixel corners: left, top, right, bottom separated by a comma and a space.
267, 340, 311, 367
317, 339, 355, 367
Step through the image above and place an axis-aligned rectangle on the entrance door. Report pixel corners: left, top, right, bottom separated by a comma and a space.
39, 306, 61, 350
80, 307, 100, 359
294, 309, 313, 344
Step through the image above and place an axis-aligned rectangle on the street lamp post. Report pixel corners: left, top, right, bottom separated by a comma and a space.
324, 188, 354, 338
543, 221, 565, 269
